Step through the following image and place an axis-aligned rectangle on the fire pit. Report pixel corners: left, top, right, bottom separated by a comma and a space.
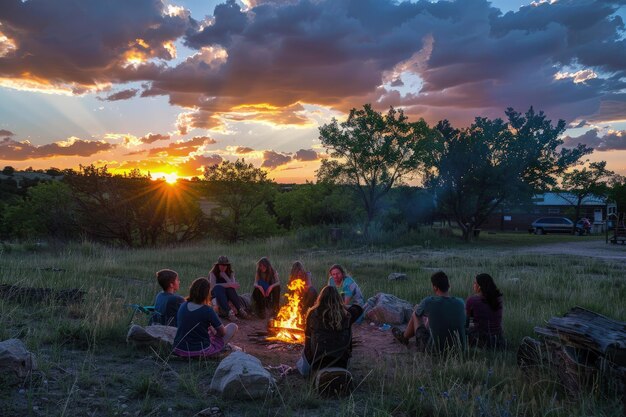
257, 278, 307, 344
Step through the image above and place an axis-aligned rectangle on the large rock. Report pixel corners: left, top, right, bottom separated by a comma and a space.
126, 324, 177, 348
363, 293, 414, 324
0, 338, 37, 379
210, 351, 275, 400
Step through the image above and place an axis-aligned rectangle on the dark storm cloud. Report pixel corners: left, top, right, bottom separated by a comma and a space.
0, 0, 190, 88
143, 0, 624, 127
0, 137, 114, 160
99, 89, 139, 101
261, 150, 292, 169
562, 128, 626, 151
2, 0, 625, 128
0, 129, 15, 137
294, 149, 318, 161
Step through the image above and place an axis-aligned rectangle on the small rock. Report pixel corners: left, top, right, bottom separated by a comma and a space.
387, 272, 408, 281
198, 406, 224, 417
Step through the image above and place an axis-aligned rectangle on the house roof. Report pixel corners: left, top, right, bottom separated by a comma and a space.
532, 192, 607, 206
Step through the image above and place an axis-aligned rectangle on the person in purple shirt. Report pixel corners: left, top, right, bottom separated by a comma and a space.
465, 273, 505, 349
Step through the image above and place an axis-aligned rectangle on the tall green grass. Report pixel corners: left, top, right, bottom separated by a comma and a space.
0, 233, 624, 416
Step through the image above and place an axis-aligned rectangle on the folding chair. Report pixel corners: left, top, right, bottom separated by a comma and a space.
127, 304, 157, 325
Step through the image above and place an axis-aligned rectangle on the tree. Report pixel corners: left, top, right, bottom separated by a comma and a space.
204, 159, 279, 242
559, 161, 616, 232
3, 181, 78, 240
317, 104, 430, 228
274, 182, 360, 229
65, 165, 204, 246
608, 176, 626, 218
424, 107, 592, 241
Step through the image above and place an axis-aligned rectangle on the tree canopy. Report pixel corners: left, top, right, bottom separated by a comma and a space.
424, 107, 592, 241
204, 159, 279, 242
317, 104, 431, 226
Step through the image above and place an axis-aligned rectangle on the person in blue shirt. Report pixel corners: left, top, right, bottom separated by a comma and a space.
150, 269, 184, 327
252, 257, 281, 318
173, 277, 238, 357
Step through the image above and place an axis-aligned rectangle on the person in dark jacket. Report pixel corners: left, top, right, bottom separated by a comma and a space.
466, 273, 505, 349
296, 286, 352, 377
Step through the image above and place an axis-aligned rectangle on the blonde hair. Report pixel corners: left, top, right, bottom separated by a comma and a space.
308, 286, 347, 331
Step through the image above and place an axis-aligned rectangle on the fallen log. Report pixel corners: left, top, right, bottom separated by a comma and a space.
520, 306, 626, 409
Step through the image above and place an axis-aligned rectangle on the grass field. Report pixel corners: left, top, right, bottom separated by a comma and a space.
0, 231, 624, 416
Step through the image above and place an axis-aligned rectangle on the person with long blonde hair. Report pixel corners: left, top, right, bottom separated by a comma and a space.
289, 261, 318, 315
296, 286, 352, 377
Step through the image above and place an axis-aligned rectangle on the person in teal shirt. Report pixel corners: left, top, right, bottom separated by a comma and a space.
392, 271, 466, 353
327, 264, 364, 324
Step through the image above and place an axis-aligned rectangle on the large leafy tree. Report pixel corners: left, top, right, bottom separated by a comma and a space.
559, 161, 616, 231
424, 107, 591, 241
204, 159, 279, 242
317, 104, 431, 227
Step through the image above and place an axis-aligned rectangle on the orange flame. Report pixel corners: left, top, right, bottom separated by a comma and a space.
267, 278, 306, 343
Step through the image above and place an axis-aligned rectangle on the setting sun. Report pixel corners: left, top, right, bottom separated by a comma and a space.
153, 172, 178, 184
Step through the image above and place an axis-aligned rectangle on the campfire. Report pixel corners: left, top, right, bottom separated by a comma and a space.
266, 278, 306, 344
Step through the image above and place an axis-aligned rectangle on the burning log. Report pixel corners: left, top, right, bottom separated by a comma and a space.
266, 278, 307, 344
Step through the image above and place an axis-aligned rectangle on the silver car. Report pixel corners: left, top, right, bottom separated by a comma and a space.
530, 217, 577, 235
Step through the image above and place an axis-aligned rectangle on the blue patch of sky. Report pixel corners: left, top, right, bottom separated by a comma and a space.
0, 83, 181, 144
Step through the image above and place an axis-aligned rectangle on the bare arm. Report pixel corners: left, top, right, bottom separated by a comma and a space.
209, 272, 220, 288
221, 272, 240, 289
215, 324, 226, 337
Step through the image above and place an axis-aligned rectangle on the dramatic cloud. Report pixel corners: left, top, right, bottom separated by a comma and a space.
294, 149, 318, 161
562, 129, 626, 151
146, 0, 626, 126
139, 133, 170, 144
0, 0, 190, 92
177, 154, 223, 177
147, 136, 212, 157
0, 137, 114, 160
262, 150, 292, 169
235, 146, 254, 154
99, 89, 139, 101
0, 129, 14, 137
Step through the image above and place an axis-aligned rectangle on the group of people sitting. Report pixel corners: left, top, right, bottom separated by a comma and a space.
149, 256, 504, 378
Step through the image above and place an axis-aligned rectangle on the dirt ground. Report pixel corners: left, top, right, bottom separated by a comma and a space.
226, 315, 406, 368
516, 239, 626, 262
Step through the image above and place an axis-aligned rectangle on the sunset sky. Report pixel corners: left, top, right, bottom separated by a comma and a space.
1, 0, 625, 183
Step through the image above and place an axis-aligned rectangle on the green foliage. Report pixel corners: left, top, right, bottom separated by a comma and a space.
65, 165, 205, 247
274, 182, 361, 228
204, 159, 280, 242
608, 176, 626, 214
318, 104, 431, 223
559, 161, 616, 227
424, 107, 592, 241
